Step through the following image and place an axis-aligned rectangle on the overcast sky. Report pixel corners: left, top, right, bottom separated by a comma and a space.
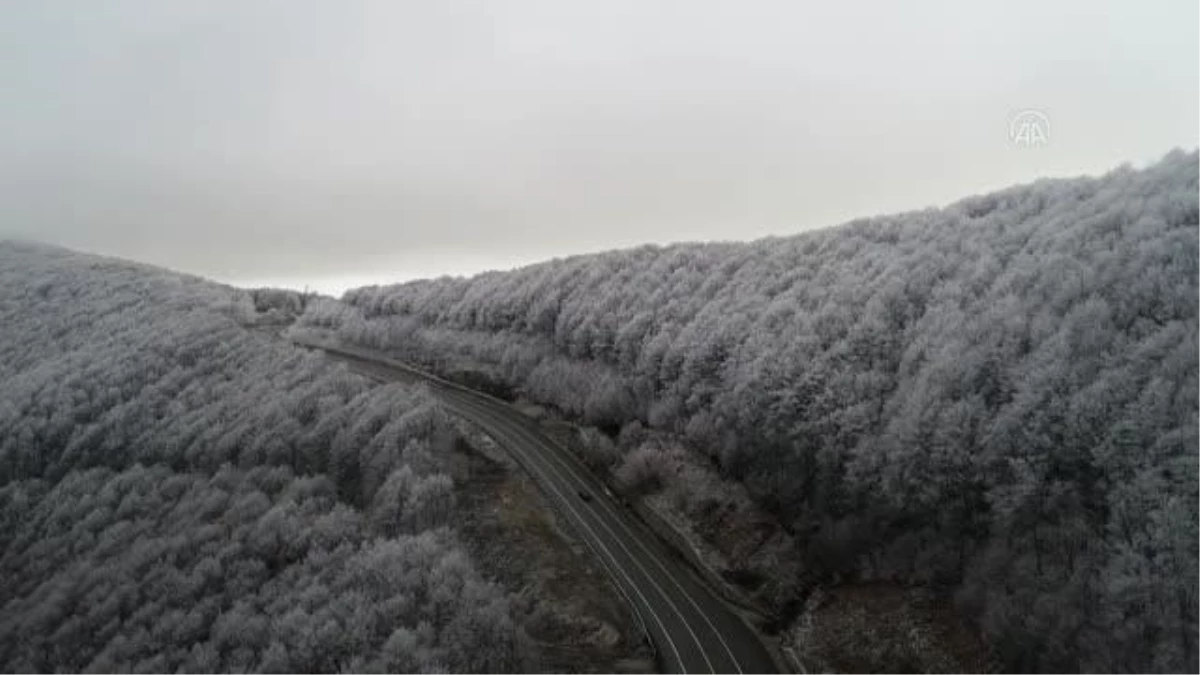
2, 1, 1196, 294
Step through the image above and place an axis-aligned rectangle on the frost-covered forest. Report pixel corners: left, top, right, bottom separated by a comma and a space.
0, 243, 515, 673
306, 150, 1199, 672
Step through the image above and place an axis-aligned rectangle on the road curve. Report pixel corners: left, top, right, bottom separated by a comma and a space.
297, 337, 778, 674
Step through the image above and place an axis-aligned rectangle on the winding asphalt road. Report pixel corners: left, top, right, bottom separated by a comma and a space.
296, 337, 778, 674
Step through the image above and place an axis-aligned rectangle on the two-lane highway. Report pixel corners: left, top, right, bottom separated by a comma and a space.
297, 337, 778, 674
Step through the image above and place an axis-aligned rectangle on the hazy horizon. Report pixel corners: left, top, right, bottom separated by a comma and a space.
2, 0, 1196, 294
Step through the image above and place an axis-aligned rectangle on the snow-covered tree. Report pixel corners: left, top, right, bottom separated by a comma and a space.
315, 150, 1198, 672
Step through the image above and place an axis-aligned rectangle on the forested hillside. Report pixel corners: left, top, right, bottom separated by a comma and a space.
305, 150, 1199, 672
0, 243, 515, 672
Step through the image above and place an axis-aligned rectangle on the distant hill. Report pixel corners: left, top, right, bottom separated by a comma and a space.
306, 150, 1199, 672
0, 242, 515, 672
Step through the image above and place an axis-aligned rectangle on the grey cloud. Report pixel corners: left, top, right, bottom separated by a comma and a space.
1, 0, 1196, 283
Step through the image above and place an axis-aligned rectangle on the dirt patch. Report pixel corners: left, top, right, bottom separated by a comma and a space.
447, 428, 654, 674
786, 583, 989, 673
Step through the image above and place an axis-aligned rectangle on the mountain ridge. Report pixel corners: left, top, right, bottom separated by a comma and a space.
300, 150, 1199, 672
